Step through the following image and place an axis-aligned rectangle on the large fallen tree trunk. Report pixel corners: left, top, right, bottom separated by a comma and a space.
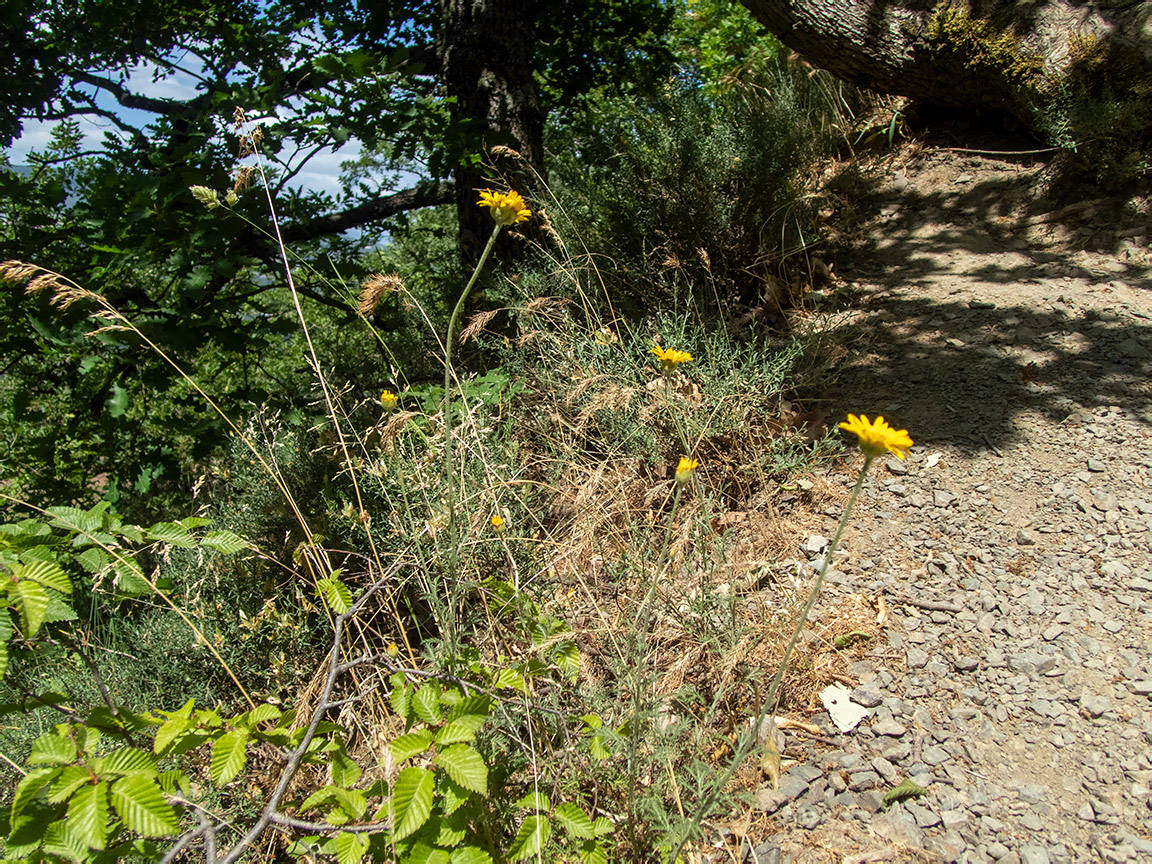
738, 0, 1152, 122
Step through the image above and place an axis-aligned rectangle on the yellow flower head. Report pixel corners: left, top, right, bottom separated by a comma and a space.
675, 456, 699, 485
652, 345, 692, 374
490, 514, 506, 533
477, 189, 531, 226
380, 389, 398, 412
838, 414, 913, 460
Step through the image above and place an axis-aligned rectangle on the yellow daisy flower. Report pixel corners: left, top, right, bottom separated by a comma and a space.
477, 189, 531, 226
675, 456, 699, 485
652, 345, 692, 373
490, 514, 506, 533
380, 390, 398, 412
838, 414, 913, 460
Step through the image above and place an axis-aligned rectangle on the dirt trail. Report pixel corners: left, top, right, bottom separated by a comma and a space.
734, 149, 1152, 863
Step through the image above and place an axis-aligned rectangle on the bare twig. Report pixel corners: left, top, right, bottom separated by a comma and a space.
216, 564, 405, 864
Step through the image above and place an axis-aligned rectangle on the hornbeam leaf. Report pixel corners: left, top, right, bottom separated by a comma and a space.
210, 729, 248, 785
508, 814, 550, 861
553, 803, 595, 839
334, 831, 368, 864
12, 766, 61, 818
145, 522, 196, 548
15, 559, 72, 594
390, 766, 434, 841
434, 744, 487, 795
29, 732, 77, 766
389, 729, 434, 762
200, 530, 248, 554
110, 774, 179, 836
67, 781, 109, 849
14, 579, 48, 638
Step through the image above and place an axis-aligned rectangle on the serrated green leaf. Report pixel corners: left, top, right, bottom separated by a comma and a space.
390, 676, 411, 720
334, 831, 368, 864
331, 787, 367, 820
42, 818, 89, 863
14, 579, 48, 638
591, 816, 614, 837
322, 578, 352, 614
157, 770, 190, 797
13, 766, 62, 817
238, 703, 282, 728
153, 715, 190, 756
299, 785, 339, 813
210, 729, 248, 785
589, 733, 611, 760
450, 847, 493, 864
492, 667, 526, 692
435, 716, 485, 746
552, 640, 580, 680
29, 732, 77, 766
438, 775, 471, 816
46, 506, 99, 534
113, 559, 150, 596
406, 842, 450, 864
178, 516, 212, 530
579, 838, 609, 864
75, 547, 109, 573
554, 803, 595, 839
98, 747, 157, 777
447, 693, 490, 720
145, 522, 195, 548
200, 529, 248, 554
67, 781, 109, 849
508, 814, 550, 861
15, 559, 72, 594
514, 790, 551, 812
48, 765, 92, 802
331, 745, 362, 787
435, 744, 487, 795
411, 684, 441, 725
435, 809, 467, 846
44, 589, 78, 623
110, 774, 179, 836
389, 729, 434, 762
390, 766, 434, 841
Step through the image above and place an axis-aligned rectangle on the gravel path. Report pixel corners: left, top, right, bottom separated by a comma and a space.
736, 152, 1152, 863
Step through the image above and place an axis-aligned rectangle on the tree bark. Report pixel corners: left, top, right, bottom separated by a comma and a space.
739, 0, 1152, 117
436, 0, 545, 264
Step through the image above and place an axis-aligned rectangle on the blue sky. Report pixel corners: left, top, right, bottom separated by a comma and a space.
6, 60, 358, 200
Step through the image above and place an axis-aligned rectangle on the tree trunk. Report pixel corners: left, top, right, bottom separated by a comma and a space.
436, 0, 545, 264
738, 0, 1152, 119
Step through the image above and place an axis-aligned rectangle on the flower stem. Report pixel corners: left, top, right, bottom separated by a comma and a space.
443, 222, 503, 529
664, 455, 874, 862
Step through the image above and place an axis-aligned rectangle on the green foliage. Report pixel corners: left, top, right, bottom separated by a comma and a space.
549, 55, 847, 315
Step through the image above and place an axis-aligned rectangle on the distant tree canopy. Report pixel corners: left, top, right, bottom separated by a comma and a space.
0, 0, 673, 514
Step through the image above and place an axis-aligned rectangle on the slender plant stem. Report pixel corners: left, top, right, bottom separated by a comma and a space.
443, 222, 503, 529
665, 455, 874, 862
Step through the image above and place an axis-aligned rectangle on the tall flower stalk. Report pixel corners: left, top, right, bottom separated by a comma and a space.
666, 413, 912, 862
442, 189, 531, 529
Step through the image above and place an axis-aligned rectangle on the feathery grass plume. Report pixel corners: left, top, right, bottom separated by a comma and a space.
0, 260, 40, 283
459, 308, 500, 344
232, 164, 257, 193
358, 272, 404, 315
